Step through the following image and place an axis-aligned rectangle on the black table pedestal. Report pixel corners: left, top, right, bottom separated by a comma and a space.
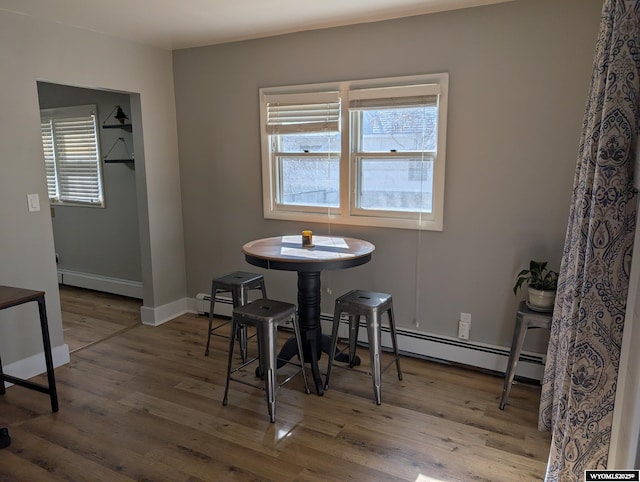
275, 271, 359, 396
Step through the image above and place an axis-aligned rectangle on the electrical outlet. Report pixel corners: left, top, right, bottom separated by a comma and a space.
458, 319, 470, 340
460, 312, 471, 323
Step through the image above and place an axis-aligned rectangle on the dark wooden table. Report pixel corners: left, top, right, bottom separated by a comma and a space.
242, 235, 375, 395
0, 285, 59, 412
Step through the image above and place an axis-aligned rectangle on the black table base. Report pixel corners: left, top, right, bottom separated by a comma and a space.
275, 331, 360, 394
273, 272, 360, 395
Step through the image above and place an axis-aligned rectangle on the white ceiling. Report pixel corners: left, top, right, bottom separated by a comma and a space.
0, 0, 513, 51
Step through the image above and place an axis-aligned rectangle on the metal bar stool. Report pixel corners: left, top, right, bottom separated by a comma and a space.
222, 298, 311, 423
499, 300, 552, 409
325, 290, 403, 405
205, 271, 267, 362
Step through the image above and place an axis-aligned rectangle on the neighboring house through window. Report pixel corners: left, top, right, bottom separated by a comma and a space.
259, 73, 448, 230
40, 104, 105, 207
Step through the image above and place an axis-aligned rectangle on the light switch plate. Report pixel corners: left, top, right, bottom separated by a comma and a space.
27, 193, 40, 212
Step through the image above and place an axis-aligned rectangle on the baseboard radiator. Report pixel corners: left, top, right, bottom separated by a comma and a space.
194, 292, 544, 381
58, 269, 143, 299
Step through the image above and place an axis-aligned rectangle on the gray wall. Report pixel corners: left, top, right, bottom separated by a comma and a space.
37, 82, 142, 283
173, 0, 602, 351
0, 8, 185, 368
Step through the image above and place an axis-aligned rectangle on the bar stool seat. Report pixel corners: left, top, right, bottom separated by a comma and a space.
499, 300, 552, 410
205, 271, 267, 362
222, 298, 310, 423
325, 290, 403, 405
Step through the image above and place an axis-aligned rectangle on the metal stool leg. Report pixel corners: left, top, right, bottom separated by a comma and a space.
260, 282, 267, 300
499, 312, 527, 410
222, 318, 238, 407
258, 321, 278, 423
366, 312, 383, 405
324, 305, 342, 391
348, 314, 359, 368
387, 305, 403, 381
235, 279, 266, 363
291, 312, 311, 395
233, 288, 249, 363
205, 281, 218, 356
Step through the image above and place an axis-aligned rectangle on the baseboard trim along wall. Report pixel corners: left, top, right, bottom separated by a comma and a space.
191, 293, 545, 381
141, 297, 190, 326
58, 269, 143, 299
2, 344, 70, 389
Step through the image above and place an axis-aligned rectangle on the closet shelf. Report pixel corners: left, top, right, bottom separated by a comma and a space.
104, 158, 134, 164
103, 123, 133, 132
103, 136, 134, 165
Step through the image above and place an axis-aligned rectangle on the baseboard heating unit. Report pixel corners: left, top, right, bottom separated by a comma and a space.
58, 269, 143, 299
193, 292, 544, 381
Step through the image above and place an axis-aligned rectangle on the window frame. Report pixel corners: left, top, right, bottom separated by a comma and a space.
40, 104, 105, 208
259, 73, 448, 231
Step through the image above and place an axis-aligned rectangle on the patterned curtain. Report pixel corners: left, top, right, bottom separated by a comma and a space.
539, 1, 640, 480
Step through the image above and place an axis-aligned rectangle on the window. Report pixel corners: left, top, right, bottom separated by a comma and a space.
40, 104, 105, 207
264, 92, 341, 212
259, 74, 448, 230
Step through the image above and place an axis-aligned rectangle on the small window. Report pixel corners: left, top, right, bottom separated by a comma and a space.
350, 84, 440, 220
264, 91, 341, 213
40, 104, 105, 207
259, 74, 448, 230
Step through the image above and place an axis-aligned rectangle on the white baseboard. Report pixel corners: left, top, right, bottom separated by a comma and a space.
58, 269, 143, 299
2, 344, 70, 389
141, 297, 189, 326
190, 294, 545, 381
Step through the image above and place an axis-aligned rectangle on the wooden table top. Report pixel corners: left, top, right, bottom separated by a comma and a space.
0, 285, 45, 310
242, 235, 375, 272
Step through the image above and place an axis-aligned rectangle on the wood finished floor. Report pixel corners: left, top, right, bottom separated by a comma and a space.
59, 285, 142, 353
0, 287, 551, 481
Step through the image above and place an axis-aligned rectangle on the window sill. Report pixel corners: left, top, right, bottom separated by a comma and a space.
263, 209, 442, 231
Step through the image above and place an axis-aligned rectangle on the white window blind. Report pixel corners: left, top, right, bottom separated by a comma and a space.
348, 83, 440, 106
40, 105, 104, 207
264, 92, 341, 135
41, 119, 58, 200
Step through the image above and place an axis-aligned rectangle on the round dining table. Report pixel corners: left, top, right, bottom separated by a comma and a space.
242, 235, 375, 395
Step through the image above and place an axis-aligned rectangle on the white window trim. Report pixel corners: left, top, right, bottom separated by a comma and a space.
259, 73, 448, 231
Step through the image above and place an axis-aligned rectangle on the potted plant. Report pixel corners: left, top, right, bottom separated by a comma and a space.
513, 260, 559, 312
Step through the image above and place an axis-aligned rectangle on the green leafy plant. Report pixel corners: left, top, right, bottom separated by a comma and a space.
513, 260, 559, 295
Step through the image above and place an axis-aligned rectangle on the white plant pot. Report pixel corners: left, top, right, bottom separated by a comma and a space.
527, 287, 556, 312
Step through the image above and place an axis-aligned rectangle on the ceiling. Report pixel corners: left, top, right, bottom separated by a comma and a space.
0, 0, 513, 51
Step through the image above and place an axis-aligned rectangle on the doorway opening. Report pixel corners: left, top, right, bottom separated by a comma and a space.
37, 82, 145, 351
